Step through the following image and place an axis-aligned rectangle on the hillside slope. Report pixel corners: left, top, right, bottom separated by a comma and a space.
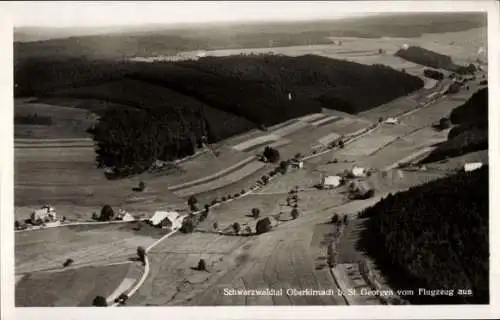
423, 87, 488, 163
359, 166, 489, 304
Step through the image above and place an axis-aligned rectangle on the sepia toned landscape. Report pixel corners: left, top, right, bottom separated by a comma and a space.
13, 10, 489, 308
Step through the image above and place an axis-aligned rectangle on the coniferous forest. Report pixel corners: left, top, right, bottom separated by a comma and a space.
358, 167, 489, 304
16, 54, 423, 175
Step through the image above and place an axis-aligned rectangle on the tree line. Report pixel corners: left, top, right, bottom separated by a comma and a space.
358, 167, 489, 304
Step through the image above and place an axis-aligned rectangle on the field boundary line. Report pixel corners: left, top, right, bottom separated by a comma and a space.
14, 219, 133, 233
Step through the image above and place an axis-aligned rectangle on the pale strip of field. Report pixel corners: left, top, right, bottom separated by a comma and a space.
384, 147, 436, 171
311, 115, 341, 127
318, 132, 342, 146
271, 120, 310, 137
174, 161, 265, 197
170, 156, 256, 191
298, 113, 328, 123
15, 142, 95, 149
15, 138, 93, 144
231, 134, 280, 151
337, 133, 397, 157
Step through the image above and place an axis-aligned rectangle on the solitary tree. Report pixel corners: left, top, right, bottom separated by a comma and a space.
439, 117, 452, 130
232, 222, 241, 234
180, 218, 195, 233
137, 246, 146, 264
92, 296, 108, 307
188, 195, 198, 209
256, 218, 272, 234
213, 221, 219, 231
291, 208, 299, 220
327, 244, 336, 268
62, 258, 74, 268
197, 259, 207, 271
138, 180, 146, 191
338, 140, 345, 149
251, 208, 261, 219
100, 205, 114, 221
331, 213, 339, 224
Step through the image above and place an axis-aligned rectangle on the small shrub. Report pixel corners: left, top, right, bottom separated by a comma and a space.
342, 215, 348, 225
197, 259, 207, 271
92, 296, 108, 307
256, 218, 272, 234
138, 180, 146, 191
232, 222, 241, 234
100, 205, 114, 221
63, 258, 74, 268
251, 208, 260, 219
115, 293, 129, 304
213, 221, 219, 230
187, 195, 198, 208
211, 198, 219, 205
91, 212, 99, 221
240, 189, 246, 195
137, 246, 146, 264
291, 208, 299, 220
221, 196, 227, 201
180, 218, 195, 233
331, 214, 339, 224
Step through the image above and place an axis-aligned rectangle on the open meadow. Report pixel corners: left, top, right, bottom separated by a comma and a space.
15, 262, 136, 307
15, 222, 167, 274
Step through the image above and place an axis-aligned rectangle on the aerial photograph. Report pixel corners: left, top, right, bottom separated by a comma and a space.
11, 2, 489, 308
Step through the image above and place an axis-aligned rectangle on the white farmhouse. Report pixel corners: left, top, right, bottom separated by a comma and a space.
464, 162, 483, 172
31, 205, 57, 222
116, 209, 135, 222
384, 117, 398, 125
322, 175, 342, 189
149, 211, 183, 230
351, 166, 367, 178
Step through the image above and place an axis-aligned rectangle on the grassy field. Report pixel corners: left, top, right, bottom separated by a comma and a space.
14, 99, 98, 139
15, 262, 132, 306
128, 213, 347, 305
15, 222, 167, 274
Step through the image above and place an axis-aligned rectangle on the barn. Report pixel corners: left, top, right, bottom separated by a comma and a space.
351, 166, 367, 178
149, 211, 183, 229
322, 176, 342, 189
464, 162, 483, 172
30, 205, 57, 223
116, 210, 135, 222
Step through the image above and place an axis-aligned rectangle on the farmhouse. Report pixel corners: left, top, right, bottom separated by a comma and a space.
116, 210, 135, 222
322, 175, 342, 189
351, 166, 367, 178
384, 117, 398, 125
30, 205, 57, 223
291, 160, 304, 169
149, 210, 183, 229
464, 162, 483, 172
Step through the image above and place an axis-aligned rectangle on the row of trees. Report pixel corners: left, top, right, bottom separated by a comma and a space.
358, 167, 489, 304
